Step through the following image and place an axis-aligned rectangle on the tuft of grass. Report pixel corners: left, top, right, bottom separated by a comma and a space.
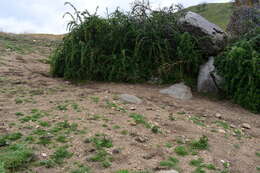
189, 116, 205, 126
159, 157, 179, 169
256, 152, 260, 157
70, 165, 91, 173
90, 134, 113, 149
174, 146, 189, 156
50, 146, 73, 164
190, 136, 209, 150
0, 144, 34, 171
129, 113, 151, 128
215, 121, 230, 129
190, 158, 204, 167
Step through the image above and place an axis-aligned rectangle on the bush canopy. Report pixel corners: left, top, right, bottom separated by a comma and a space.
50, 1, 203, 85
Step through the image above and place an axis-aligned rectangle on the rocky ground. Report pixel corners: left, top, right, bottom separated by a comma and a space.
0, 32, 259, 173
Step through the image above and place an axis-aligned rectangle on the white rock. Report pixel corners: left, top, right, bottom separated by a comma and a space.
160, 83, 192, 100
157, 170, 179, 173
215, 113, 222, 119
242, 123, 251, 129
119, 94, 142, 104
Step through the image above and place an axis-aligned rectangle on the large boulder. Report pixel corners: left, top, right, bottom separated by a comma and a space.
160, 83, 192, 100
179, 11, 227, 55
197, 57, 222, 93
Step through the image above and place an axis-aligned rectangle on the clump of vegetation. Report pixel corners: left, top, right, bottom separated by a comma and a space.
174, 145, 189, 156
50, 1, 202, 85
0, 144, 34, 172
86, 134, 114, 168
215, 28, 260, 113
159, 156, 180, 169
70, 165, 91, 173
40, 146, 73, 167
190, 135, 209, 150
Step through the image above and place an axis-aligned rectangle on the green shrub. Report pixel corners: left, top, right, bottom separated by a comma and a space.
50, 1, 202, 85
215, 29, 260, 113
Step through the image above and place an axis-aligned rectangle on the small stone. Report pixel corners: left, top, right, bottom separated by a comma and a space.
130, 122, 137, 126
157, 170, 179, 173
130, 107, 136, 110
41, 153, 47, 157
135, 136, 148, 143
215, 113, 222, 119
146, 107, 153, 110
143, 153, 156, 160
230, 124, 236, 128
112, 149, 121, 154
218, 129, 226, 133
242, 123, 251, 129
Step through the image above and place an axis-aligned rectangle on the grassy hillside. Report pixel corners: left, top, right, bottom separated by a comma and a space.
188, 3, 234, 30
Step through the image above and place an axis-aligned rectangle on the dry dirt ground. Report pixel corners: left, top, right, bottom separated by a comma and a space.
0, 33, 259, 173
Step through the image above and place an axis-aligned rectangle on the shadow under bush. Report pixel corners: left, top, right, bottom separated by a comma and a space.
215, 28, 260, 113
50, 2, 203, 85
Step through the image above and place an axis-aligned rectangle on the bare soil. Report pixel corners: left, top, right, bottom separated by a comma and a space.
0, 33, 259, 173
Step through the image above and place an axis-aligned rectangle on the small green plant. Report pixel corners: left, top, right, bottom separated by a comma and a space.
90, 96, 100, 103
256, 152, 260, 157
215, 121, 230, 129
39, 121, 51, 127
190, 136, 209, 150
15, 112, 24, 117
190, 158, 204, 167
159, 157, 179, 169
90, 134, 113, 149
56, 135, 68, 143
165, 142, 173, 148
51, 146, 73, 164
106, 100, 126, 112
174, 146, 189, 156
0, 144, 34, 171
70, 165, 91, 173
189, 116, 205, 126
37, 136, 52, 145
57, 104, 68, 111
129, 113, 151, 128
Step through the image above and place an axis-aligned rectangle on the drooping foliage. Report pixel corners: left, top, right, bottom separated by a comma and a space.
215, 28, 260, 113
50, 1, 203, 84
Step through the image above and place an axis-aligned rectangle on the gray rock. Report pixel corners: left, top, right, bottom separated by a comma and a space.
157, 170, 179, 173
160, 83, 192, 100
179, 11, 227, 55
197, 57, 222, 93
119, 94, 142, 104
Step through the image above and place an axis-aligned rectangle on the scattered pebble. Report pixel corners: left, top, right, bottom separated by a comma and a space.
215, 113, 222, 119
218, 129, 226, 134
242, 123, 251, 129
130, 107, 136, 110
135, 136, 148, 143
41, 153, 47, 157
112, 149, 121, 154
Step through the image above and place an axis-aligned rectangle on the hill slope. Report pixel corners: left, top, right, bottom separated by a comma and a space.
188, 3, 234, 30
0, 33, 259, 173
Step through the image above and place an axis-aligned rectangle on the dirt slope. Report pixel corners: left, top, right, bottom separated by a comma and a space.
0, 33, 259, 173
